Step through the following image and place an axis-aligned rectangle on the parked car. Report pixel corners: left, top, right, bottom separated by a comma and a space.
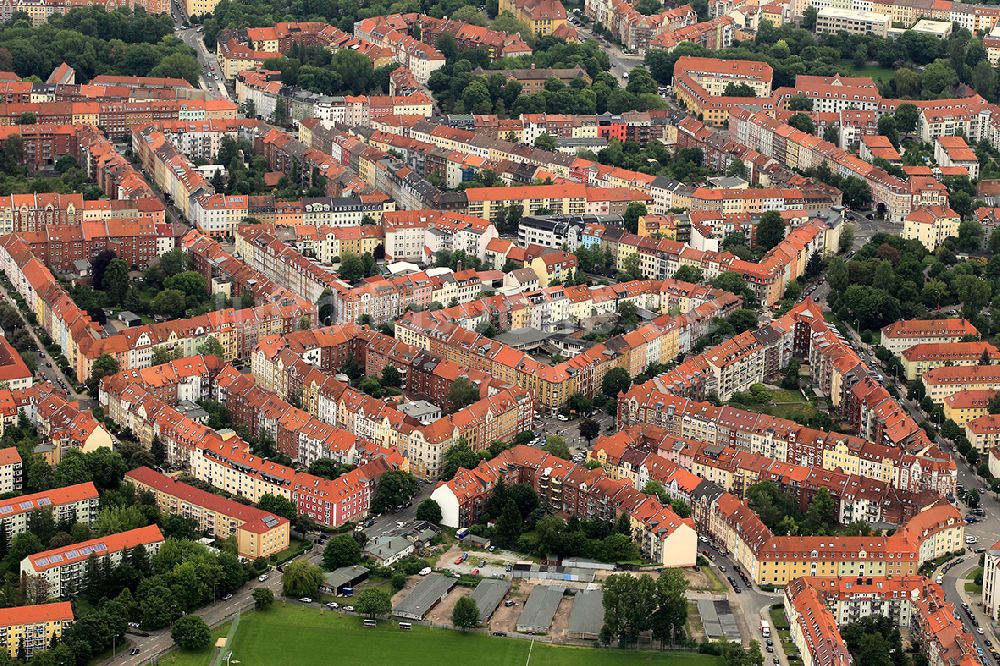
344, 605, 355, 612
223, 593, 233, 600
327, 602, 339, 609
258, 574, 269, 582
299, 597, 313, 604
130, 648, 140, 656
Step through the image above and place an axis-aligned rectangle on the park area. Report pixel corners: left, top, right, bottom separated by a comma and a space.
173, 603, 723, 666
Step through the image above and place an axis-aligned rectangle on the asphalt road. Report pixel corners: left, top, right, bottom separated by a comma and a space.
169, 0, 231, 100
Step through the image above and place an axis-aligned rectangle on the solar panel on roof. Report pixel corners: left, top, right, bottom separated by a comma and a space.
50, 554, 63, 562
0, 506, 12, 514
65, 550, 78, 559
262, 516, 279, 528
35, 557, 49, 566
94, 544, 107, 552
37, 498, 51, 506
19, 501, 32, 510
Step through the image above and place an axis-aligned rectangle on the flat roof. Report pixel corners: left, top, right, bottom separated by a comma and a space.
568, 590, 604, 638
470, 578, 511, 622
393, 574, 456, 620
323, 565, 369, 590
516, 585, 565, 633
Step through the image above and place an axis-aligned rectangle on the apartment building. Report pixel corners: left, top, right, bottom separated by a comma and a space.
705, 493, 961, 586
815, 7, 889, 36
880, 318, 979, 355
902, 205, 961, 251
125, 467, 290, 559
943, 389, 996, 426
0, 482, 99, 540
0, 447, 20, 495
21, 525, 165, 599
983, 539, 1000, 627
968, 414, 1000, 453
900, 341, 1000, 380
672, 56, 774, 126
0, 602, 73, 660
430, 444, 697, 567
922, 365, 1000, 404
934, 135, 980, 180
786, 576, 978, 666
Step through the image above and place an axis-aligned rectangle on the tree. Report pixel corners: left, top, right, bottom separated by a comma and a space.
88, 354, 120, 395
257, 494, 297, 521
355, 587, 392, 620
967, 489, 981, 509
339, 254, 365, 283
151, 289, 187, 319
802, 488, 836, 534
756, 211, 785, 252
452, 595, 480, 628
196, 336, 225, 359
370, 470, 418, 514
787, 113, 815, 135
171, 615, 211, 651
602, 367, 632, 398
415, 499, 442, 524
651, 569, 688, 645
534, 132, 556, 151
493, 498, 523, 547
727, 309, 758, 334
543, 434, 571, 460
957, 219, 984, 252
823, 124, 840, 146
894, 103, 919, 133
282, 560, 324, 598
323, 534, 362, 570
441, 440, 482, 481
252, 587, 274, 610
802, 5, 818, 30
601, 574, 657, 646
102, 258, 129, 306
307, 458, 347, 480
673, 265, 703, 283
380, 365, 402, 388
723, 82, 757, 97
623, 202, 647, 234
579, 418, 600, 443
447, 377, 478, 411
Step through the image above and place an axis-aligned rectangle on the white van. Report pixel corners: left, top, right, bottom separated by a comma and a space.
418, 567, 432, 576
966, 535, 979, 544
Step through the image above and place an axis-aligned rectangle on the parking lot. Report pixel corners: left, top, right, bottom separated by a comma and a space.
530, 409, 616, 460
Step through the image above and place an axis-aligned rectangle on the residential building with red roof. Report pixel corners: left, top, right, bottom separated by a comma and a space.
21, 525, 164, 599
880, 318, 979, 355
0, 482, 98, 540
0, 602, 73, 659
901, 340, 1000, 380
923, 365, 1000, 404
785, 576, 977, 666
943, 389, 997, 427
0, 446, 19, 495
430, 444, 696, 566
902, 205, 961, 251
125, 466, 289, 558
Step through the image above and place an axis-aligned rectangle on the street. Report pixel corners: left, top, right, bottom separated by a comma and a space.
170, 0, 231, 100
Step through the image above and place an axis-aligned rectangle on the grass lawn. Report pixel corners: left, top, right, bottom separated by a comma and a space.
967, 567, 984, 595
269, 538, 310, 566
218, 603, 722, 666
156, 622, 231, 666
687, 601, 704, 638
699, 567, 727, 593
837, 61, 895, 81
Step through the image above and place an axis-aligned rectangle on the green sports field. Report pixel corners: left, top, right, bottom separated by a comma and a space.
213, 603, 722, 666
